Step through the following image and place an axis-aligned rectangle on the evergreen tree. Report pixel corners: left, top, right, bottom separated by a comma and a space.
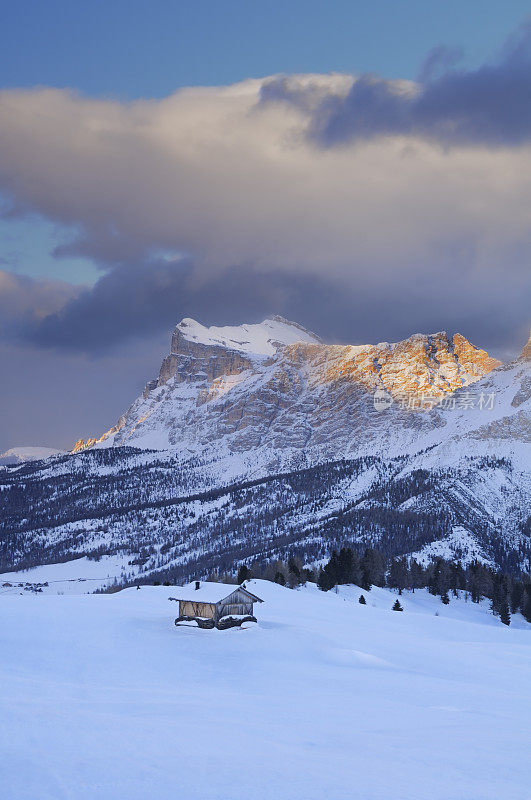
317, 550, 339, 591
350, 551, 362, 586
361, 548, 385, 589
429, 558, 451, 597
392, 599, 403, 612
467, 561, 493, 603
288, 557, 301, 583
317, 569, 328, 591
500, 599, 511, 626
510, 581, 523, 614
477, 564, 494, 601
360, 568, 372, 592
441, 591, 450, 605
237, 564, 252, 584
449, 562, 466, 597
491, 574, 509, 617
388, 557, 409, 594
409, 559, 425, 591
274, 571, 286, 586
521, 586, 531, 623
336, 547, 362, 585
317, 547, 362, 590
358, 594, 366, 605
301, 567, 315, 583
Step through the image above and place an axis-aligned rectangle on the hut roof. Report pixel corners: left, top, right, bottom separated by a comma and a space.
171, 581, 263, 604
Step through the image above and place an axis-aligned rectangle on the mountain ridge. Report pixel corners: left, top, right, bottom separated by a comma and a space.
71, 316, 502, 458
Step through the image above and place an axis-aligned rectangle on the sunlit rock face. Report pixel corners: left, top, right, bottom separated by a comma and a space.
520, 331, 531, 361
291, 331, 500, 399
71, 317, 506, 463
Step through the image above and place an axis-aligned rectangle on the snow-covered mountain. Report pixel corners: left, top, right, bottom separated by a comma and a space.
0, 446, 63, 466
1, 318, 529, 582
72, 315, 502, 466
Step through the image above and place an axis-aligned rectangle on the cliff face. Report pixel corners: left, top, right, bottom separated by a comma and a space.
71, 317, 506, 461
158, 333, 255, 387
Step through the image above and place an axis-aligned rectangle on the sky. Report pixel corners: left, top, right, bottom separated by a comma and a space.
0, 1, 530, 451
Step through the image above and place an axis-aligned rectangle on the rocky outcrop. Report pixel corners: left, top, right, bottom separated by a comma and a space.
72, 416, 126, 454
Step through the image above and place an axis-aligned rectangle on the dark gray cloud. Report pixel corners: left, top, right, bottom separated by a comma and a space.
9, 253, 527, 366
0, 270, 80, 339
263, 20, 531, 147
17, 258, 349, 353
417, 46, 464, 84
22, 260, 194, 352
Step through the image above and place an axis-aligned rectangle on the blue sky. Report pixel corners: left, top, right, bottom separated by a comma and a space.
0, 2, 530, 451
1, 0, 529, 98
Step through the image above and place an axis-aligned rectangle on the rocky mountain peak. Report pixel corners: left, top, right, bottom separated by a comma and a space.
154, 316, 323, 389
71, 317, 507, 456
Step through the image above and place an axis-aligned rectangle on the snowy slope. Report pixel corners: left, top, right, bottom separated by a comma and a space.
1, 581, 530, 800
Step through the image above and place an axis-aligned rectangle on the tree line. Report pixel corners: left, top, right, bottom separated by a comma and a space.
232, 548, 531, 626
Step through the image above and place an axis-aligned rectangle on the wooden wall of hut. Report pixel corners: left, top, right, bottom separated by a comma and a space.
179, 601, 216, 619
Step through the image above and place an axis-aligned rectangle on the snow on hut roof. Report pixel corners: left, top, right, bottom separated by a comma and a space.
170, 581, 263, 604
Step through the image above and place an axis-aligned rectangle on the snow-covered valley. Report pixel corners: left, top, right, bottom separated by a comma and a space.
1, 580, 530, 800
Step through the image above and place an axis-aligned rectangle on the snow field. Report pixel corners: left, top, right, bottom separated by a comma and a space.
1, 580, 530, 800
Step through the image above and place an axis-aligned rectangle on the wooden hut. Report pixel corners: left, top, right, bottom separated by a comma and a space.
170, 581, 263, 629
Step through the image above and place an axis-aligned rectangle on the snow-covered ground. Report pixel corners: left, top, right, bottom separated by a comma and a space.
409, 525, 496, 567
0, 555, 133, 595
1, 580, 530, 800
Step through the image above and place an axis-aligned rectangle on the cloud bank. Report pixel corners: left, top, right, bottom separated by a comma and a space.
296, 22, 531, 147
0, 23, 530, 358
